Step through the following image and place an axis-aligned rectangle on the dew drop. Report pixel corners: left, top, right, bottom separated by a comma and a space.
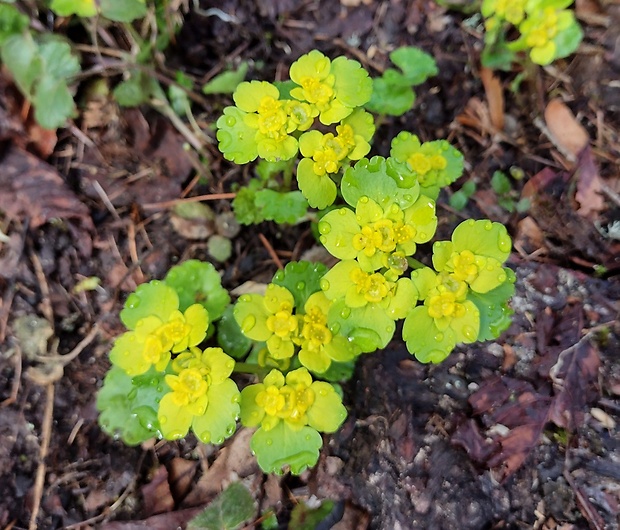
497, 273, 507, 283
232, 394, 240, 403
419, 232, 427, 240
338, 208, 347, 216
266, 438, 273, 446
340, 307, 351, 319
435, 333, 444, 342
404, 194, 413, 202
319, 235, 327, 245
296, 281, 305, 290
237, 132, 244, 140
242, 315, 256, 333
239, 294, 251, 303
359, 196, 369, 204
226, 424, 236, 435
320, 279, 330, 291
484, 220, 493, 231
160, 415, 168, 425
156, 386, 163, 392
200, 431, 211, 442
215, 437, 224, 444
123, 350, 130, 357
305, 435, 312, 441
319, 389, 327, 396
330, 322, 341, 334
462, 326, 476, 341
498, 236, 511, 253
390, 204, 399, 214
319, 221, 331, 234
226, 361, 234, 370
226, 116, 236, 127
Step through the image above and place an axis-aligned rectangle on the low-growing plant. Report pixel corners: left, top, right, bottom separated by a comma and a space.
480, 0, 583, 69
97, 50, 515, 477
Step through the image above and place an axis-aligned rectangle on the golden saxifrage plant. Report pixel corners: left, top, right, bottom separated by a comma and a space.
97, 50, 515, 475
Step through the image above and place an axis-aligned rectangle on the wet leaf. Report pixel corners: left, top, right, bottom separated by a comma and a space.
187, 482, 255, 530
548, 336, 601, 430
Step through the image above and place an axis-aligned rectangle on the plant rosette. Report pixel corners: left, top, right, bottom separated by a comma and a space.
109, 281, 209, 376
240, 367, 347, 474
157, 347, 240, 443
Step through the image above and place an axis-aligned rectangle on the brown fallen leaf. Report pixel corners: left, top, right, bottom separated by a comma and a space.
480, 67, 505, 131
548, 336, 601, 430
0, 145, 94, 255
544, 99, 589, 160
574, 146, 605, 220
141, 465, 174, 517
100, 507, 204, 530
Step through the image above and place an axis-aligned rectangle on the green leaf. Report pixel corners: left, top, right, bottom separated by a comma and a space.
389, 46, 438, 86
50, 0, 97, 17
481, 38, 516, 71
402, 306, 455, 364
289, 500, 336, 530
254, 189, 309, 224
491, 171, 511, 195
313, 359, 355, 382
32, 74, 76, 129
113, 70, 158, 107
99, 0, 147, 22
216, 107, 259, 165
120, 280, 179, 329
192, 379, 240, 444
255, 159, 295, 184
96, 366, 167, 445
467, 271, 515, 341
164, 259, 230, 320
37, 38, 81, 79
217, 305, 252, 359
202, 62, 249, 94
0, 4, 28, 46
271, 260, 329, 309
1, 33, 42, 96
365, 76, 415, 116
188, 482, 255, 530
328, 300, 394, 353
251, 422, 323, 475
208, 235, 233, 263
341, 156, 420, 211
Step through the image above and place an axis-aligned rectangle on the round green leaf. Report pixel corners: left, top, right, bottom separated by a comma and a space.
251, 422, 323, 475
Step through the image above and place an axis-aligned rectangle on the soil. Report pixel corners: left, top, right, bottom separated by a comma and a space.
1, 1, 619, 529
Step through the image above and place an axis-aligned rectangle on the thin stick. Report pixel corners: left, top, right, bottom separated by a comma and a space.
32, 324, 99, 366
258, 233, 284, 270
142, 192, 236, 210
29, 383, 55, 530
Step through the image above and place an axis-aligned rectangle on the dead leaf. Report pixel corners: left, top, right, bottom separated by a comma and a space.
168, 457, 198, 502
548, 336, 601, 430
140, 465, 174, 517
0, 145, 93, 254
514, 216, 546, 255
100, 507, 203, 530
451, 419, 499, 463
574, 147, 605, 220
480, 67, 505, 130
544, 99, 589, 160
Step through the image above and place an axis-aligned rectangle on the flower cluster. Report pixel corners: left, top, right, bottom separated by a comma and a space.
316, 156, 440, 347
482, 0, 582, 65
403, 220, 515, 363
217, 50, 374, 209
233, 282, 357, 374
390, 132, 464, 199
99, 266, 240, 446
240, 368, 346, 433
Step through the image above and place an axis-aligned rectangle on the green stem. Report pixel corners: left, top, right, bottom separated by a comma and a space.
233, 362, 268, 376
